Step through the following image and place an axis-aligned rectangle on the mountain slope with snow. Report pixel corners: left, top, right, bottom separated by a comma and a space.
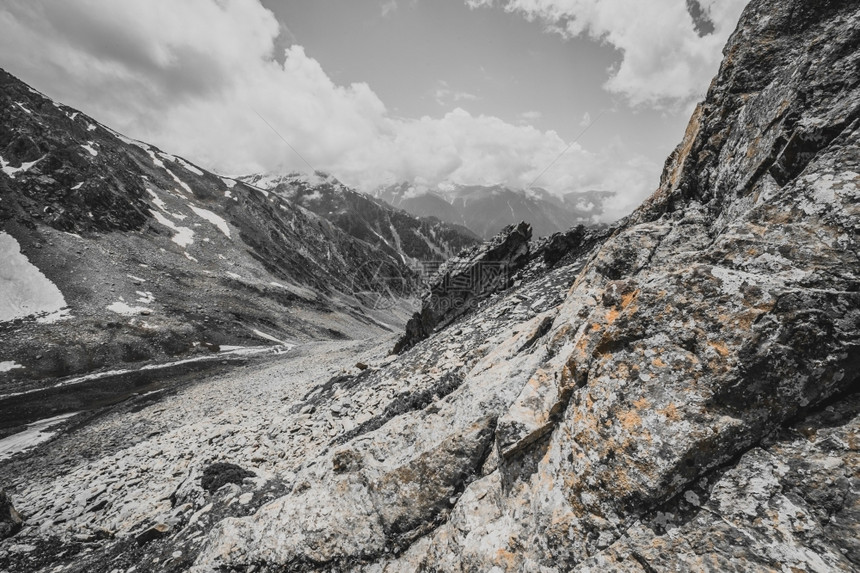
0, 69, 416, 408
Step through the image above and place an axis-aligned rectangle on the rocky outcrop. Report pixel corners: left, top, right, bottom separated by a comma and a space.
394, 222, 532, 353
530, 224, 613, 269
0, 489, 23, 539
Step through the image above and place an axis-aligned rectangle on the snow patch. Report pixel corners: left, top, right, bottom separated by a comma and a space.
251, 328, 293, 347
149, 209, 194, 247
127, 274, 147, 283
0, 232, 67, 322
87, 124, 96, 132
71, 182, 83, 190
189, 205, 231, 238
107, 301, 149, 316
0, 361, 24, 373
165, 168, 194, 195
226, 271, 242, 280
177, 158, 204, 175
14, 102, 32, 114
221, 177, 237, 189
81, 143, 98, 157
0, 154, 45, 179
35, 307, 73, 324
136, 291, 155, 304
0, 412, 80, 461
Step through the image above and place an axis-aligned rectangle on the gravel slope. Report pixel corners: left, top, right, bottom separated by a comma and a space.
0, 336, 395, 572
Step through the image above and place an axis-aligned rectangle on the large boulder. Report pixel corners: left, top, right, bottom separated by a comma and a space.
0, 489, 23, 539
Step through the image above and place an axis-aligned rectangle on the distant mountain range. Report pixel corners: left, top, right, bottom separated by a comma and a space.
238, 173, 478, 265
374, 182, 615, 239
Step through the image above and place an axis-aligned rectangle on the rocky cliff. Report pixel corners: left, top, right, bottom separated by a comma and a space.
1, 0, 858, 571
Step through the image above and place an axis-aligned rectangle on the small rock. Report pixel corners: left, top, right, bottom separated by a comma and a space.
200, 463, 255, 493
135, 523, 171, 546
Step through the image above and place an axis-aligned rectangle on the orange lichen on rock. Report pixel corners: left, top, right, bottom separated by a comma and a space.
619, 409, 643, 430
708, 341, 730, 358
658, 403, 681, 421
605, 308, 621, 325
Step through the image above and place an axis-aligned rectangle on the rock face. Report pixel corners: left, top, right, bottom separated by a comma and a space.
394, 222, 532, 353
185, 1, 858, 570
1, 1, 858, 572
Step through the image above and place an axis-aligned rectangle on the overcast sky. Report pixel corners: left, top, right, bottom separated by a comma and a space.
0, 0, 748, 220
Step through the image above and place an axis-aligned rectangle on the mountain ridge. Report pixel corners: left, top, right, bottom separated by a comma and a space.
238, 172, 479, 265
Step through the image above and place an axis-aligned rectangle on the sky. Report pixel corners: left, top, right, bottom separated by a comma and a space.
0, 0, 749, 221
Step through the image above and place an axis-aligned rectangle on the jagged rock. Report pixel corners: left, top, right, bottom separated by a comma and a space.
0, 489, 23, 539
394, 222, 532, 353
200, 463, 255, 493
531, 224, 612, 269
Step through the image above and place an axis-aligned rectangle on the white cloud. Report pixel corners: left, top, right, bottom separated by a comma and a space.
520, 110, 543, 121
466, 0, 748, 108
381, 0, 398, 18
434, 80, 480, 106
0, 0, 661, 222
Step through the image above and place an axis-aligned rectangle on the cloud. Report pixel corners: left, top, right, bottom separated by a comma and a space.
433, 80, 480, 106
0, 0, 660, 222
465, 0, 749, 108
520, 110, 543, 121
380, 0, 398, 18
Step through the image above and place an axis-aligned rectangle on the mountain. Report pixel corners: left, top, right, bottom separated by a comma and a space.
0, 68, 423, 414
238, 172, 478, 265
2, 1, 860, 572
375, 181, 614, 239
